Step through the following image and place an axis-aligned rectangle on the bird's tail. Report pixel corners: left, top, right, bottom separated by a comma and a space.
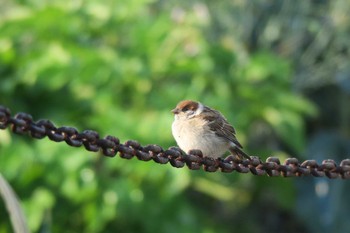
229, 146, 251, 160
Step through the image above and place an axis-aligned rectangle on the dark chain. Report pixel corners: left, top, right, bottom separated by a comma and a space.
0, 105, 349, 179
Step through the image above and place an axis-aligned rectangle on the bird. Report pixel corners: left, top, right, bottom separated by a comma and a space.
171, 100, 251, 160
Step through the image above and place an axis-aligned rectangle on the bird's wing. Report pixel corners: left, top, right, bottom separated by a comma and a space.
201, 107, 243, 149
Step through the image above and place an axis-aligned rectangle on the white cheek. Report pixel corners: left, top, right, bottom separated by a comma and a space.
194, 103, 204, 116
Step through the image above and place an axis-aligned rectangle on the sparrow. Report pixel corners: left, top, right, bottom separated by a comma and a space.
171, 100, 251, 160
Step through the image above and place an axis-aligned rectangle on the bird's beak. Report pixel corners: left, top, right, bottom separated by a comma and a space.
171, 108, 180, 114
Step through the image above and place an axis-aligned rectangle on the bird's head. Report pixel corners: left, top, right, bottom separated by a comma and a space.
171, 100, 204, 120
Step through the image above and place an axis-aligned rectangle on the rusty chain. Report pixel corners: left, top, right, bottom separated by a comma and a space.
0, 105, 349, 179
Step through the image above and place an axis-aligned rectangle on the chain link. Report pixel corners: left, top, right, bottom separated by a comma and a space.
0, 105, 349, 179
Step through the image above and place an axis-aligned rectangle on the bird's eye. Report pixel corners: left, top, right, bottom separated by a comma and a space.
182, 105, 190, 111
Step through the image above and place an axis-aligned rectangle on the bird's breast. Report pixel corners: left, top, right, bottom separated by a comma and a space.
172, 118, 229, 157
172, 118, 205, 140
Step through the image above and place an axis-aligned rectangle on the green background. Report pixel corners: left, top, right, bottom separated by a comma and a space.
1, 0, 350, 232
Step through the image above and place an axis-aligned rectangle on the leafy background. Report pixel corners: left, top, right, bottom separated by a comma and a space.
0, 0, 350, 232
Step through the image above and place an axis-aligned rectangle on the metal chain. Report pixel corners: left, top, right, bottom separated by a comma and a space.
0, 105, 349, 179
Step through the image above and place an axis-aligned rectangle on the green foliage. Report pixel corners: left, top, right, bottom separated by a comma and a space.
0, 1, 320, 233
